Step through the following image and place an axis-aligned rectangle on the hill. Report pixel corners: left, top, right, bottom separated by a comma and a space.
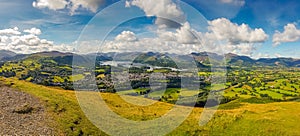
0, 50, 17, 60
2, 77, 300, 135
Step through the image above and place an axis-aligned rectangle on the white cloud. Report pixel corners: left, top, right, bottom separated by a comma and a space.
73, 40, 101, 54
68, 0, 104, 14
0, 21, 266, 57
126, 0, 185, 28
33, 0, 68, 10
175, 23, 198, 44
115, 31, 138, 42
157, 22, 199, 44
235, 43, 256, 56
101, 38, 199, 54
0, 36, 9, 43
95, 28, 201, 54
32, 0, 105, 14
0, 27, 21, 35
207, 18, 268, 45
189, 18, 268, 56
24, 28, 42, 35
272, 23, 300, 46
9, 34, 53, 47
0, 27, 72, 54
95, 18, 268, 56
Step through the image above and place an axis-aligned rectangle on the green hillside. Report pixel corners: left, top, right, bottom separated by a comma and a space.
2, 77, 300, 135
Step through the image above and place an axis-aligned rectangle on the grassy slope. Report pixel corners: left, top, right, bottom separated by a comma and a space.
2, 77, 300, 135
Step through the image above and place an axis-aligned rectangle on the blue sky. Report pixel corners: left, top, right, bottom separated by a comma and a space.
0, 0, 300, 58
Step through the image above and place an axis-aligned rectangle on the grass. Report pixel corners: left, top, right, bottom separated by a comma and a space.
95, 69, 106, 73
224, 90, 237, 97
218, 100, 244, 110
240, 97, 275, 104
53, 76, 64, 83
96, 74, 105, 79
274, 89, 298, 96
2, 77, 300, 135
210, 84, 226, 90
0, 58, 42, 78
69, 74, 84, 82
259, 91, 283, 99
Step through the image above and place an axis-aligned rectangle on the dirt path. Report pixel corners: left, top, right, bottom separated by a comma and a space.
0, 86, 56, 135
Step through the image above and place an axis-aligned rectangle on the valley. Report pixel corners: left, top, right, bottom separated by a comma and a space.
1, 50, 300, 135
1, 51, 300, 106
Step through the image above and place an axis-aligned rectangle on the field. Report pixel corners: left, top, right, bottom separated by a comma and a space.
2, 77, 300, 135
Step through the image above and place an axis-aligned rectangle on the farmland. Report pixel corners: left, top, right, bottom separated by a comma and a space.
1, 52, 300, 106
1, 51, 300, 135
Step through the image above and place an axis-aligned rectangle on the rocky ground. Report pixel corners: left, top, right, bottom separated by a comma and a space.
0, 85, 56, 135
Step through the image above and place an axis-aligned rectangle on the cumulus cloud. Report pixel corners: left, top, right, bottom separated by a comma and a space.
207, 18, 268, 45
126, 0, 185, 28
33, 0, 68, 10
24, 28, 42, 35
122, 1, 261, 56
272, 23, 300, 46
115, 31, 138, 42
200, 18, 268, 56
101, 37, 199, 54
95, 28, 200, 54
96, 18, 268, 56
0, 36, 9, 43
174, 23, 199, 44
32, 0, 105, 14
0, 27, 21, 35
157, 22, 199, 44
68, 0, 105, 14
0, 27, 72, 54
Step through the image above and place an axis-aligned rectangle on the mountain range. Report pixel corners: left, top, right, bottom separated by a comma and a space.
0, 50, 299, 68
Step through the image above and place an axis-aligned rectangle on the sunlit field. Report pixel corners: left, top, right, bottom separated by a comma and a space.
2, 77, 300, 135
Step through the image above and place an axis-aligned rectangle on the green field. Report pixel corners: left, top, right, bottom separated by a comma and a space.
2, 77, 300, 135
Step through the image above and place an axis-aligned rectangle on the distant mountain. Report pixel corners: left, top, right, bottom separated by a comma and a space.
256, 58, 300, 67
225, 53, 256, 67
225, 53, 300, 67
0, 50, 17, 60
0, 51, 73, 62
125, 52, 300, 68
31, 51, 73, 57
132, 52, 178, 68
192, 52, 224, 66
1, 50, 300, 68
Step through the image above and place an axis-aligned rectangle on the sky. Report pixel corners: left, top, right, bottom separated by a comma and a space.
0, 0, 300, 59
